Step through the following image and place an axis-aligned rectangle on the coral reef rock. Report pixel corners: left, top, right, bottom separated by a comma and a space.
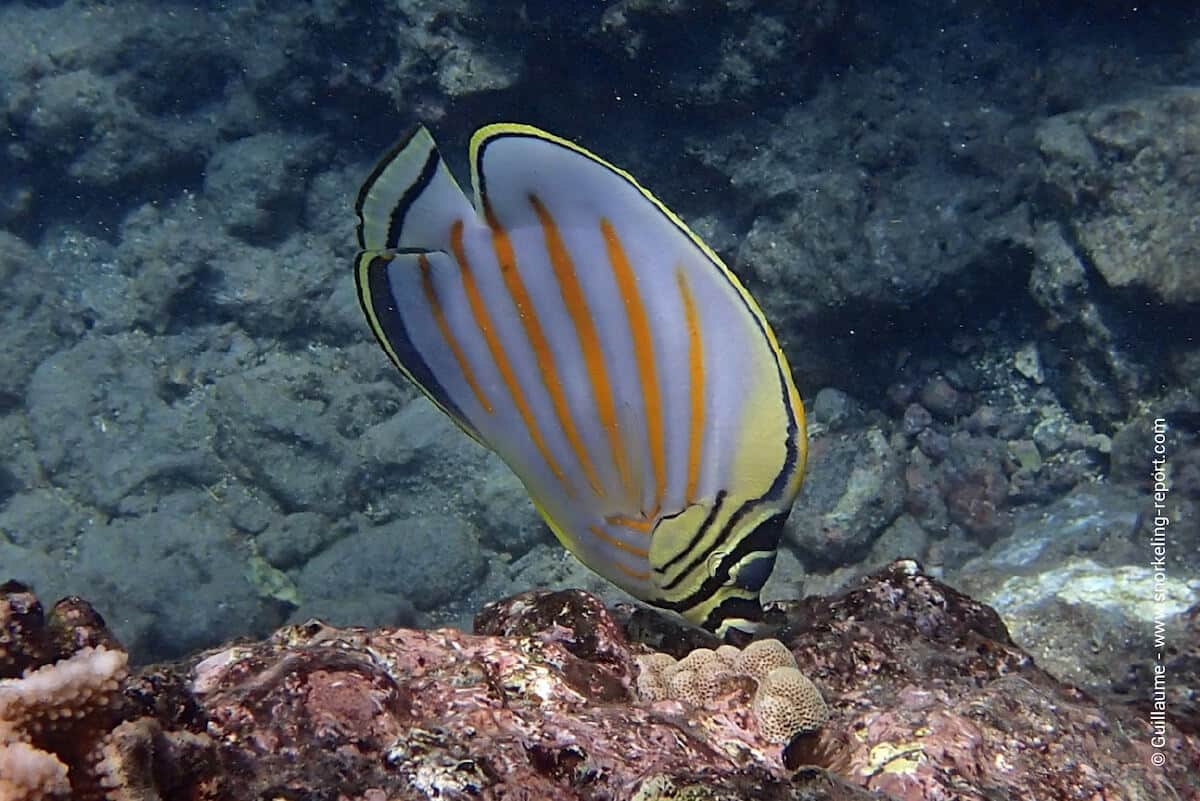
3, 569, 1198, 800
776, 560, 1198, 800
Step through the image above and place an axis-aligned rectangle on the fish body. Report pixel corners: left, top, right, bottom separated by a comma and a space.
353, 123, 806, 638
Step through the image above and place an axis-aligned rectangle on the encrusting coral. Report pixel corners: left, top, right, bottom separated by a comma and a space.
634, 638, 830, 745
755, 667, 828, 743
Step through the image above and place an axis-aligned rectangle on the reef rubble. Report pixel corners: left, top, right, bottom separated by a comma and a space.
1, 564, 1196, 801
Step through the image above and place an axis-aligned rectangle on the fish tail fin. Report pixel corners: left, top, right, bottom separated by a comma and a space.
355, 125, 476, 255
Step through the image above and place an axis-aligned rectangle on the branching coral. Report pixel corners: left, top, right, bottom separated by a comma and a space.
634, 638, 830, 745
0, 740, 69, 801
94, 716, 216, 801
0, 583, 154, 801
0, 582, 224, 801
0, 645, 129, 801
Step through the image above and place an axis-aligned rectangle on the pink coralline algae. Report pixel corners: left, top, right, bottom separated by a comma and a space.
186, 590, 861, 800
777, 560, 1198, 800
2, 569, 1198, 800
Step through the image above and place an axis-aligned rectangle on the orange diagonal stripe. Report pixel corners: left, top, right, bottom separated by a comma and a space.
614, 562, 650, 581
529, 194, 631, 502
449, 220, 567, 488
605, 513, 654, 533
485, 205, 603, 497
588, 525, 649, 559
675, 268, 704, 501
601, 218, 664, 511
418, 255, 494, 414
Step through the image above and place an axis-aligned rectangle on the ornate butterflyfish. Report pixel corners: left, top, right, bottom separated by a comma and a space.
353, 123, 807, 639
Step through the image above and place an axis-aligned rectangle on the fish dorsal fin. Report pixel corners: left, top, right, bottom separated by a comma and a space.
356, 126, 476, 254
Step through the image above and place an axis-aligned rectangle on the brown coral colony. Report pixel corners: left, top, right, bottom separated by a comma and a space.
635, 638, 830, 745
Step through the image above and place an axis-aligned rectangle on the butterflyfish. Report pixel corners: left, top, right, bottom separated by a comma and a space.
353, 123, 807, 639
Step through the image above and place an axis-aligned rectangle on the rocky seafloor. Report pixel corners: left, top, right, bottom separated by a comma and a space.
0, 0, 1198, 796
2, 567, 1197, 800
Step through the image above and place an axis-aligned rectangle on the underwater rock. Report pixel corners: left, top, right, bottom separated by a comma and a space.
861, 514, 931, 572
210, 353, 355, 516
691, 64, 1036, 392
176, 604, 861, 799
254, 511, 335, 571
0, 573, 1195, 800
0, 234, 61, 409
595, 0, 846, 105
26, 334, 223, 512
810, 387, 861, 431
1143, 602, 1200, 735
0, 0, 516, 234
917, 374, 966, 420
1027, 223, 1148, 424
1039, 88, 1200, 305
203, 133, 325, 245
293, 514, 485, 617
0, 490, 87, 557
0, 2, 220, 199
474, 588, 633, 668
938, 432, 1013, 544
0, 582, 53, 679
786, 429, 905, 567
74, 493, 285, 662
901, 446, 949, 534
900, 403, 932, 436
948, 482, 1175, 690
108, 197, 228, 335
776, 560, 1196, 799
1028, 88, 1200, 425
1111, 412, 1180, 487
1012, 342, 1045, 384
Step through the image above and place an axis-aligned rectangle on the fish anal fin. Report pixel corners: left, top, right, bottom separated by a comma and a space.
354, 248, 486, 445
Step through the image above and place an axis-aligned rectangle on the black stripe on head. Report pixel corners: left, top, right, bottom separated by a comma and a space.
702, 595, 765, 641
658, 496, 753, 593
658, 458, 795, 593
655, 509, 789, 614
652, 491, 726, 575
731, 550, 778, 593
355, 253, 477, 437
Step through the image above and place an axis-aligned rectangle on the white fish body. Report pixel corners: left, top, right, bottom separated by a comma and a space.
354, 124, 807, 638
